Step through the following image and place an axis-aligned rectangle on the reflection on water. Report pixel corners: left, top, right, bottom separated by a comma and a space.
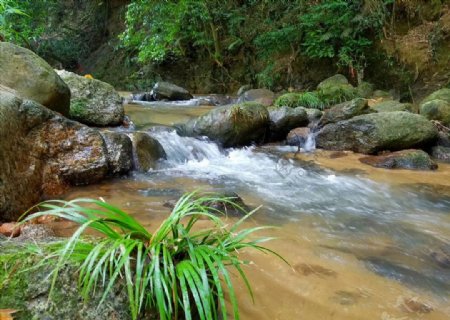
63, 102, 450, 319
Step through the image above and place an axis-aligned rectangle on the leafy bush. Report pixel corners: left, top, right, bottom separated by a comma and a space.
275, 92, 325, 110
22, 193, 281, 320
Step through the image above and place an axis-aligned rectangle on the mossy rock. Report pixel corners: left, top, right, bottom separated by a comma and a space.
421, 88, 450, 105
180, 102, 269, 147
316, 112, 438, 154
319, 98, 372, 126
419, 99, 450, 126
372, 100, 415, 113
317, 74, 349, 90
359, 149, 438, 170
0, 240, 130, 320
356, 81, 374, 98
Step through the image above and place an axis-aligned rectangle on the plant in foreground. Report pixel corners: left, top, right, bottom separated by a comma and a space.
21, 192, 282, 320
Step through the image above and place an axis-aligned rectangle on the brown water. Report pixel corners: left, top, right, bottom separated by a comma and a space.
63, 102, 450, 319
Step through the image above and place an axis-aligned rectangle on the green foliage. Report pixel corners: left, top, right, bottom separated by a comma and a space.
317, 85, 359, 106
300, 0, 390, 69
275, 92, 325, 110
21, 193, 281, 320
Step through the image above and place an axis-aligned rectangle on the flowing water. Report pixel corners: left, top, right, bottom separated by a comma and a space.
64, 100, 450, 319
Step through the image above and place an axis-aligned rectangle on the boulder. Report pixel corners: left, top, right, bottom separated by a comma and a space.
0, 88, 110, 221
317, 74, 357, 106
238, 88, 275, 106
317, 74, 349, 89
56, 70, 124, 126
151, 81, 193, 101
359, 150, 438, 170
319, 98, 371, 126
0, 42, 70, 116
372, 100, 415, 113
268, 106, 308, 141
128, 132, 167, 172
100, 131, 133, 175
286, 127, 311, 147
0, 240, 130, 320
131, 92, 153, 102
419, 99, 450, 126
356, 81, 374, 98
316, 112, 438, 154
304, 108, 323, 124
179, 102, 269, 147
421, 88, 450, 105
431, 146, 450, 163
237, 85, 252, 96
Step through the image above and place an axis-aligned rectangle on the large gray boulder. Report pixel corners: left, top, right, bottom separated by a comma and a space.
100, 131, 133, 175
0, 88, 114, 221
180, 102, 269, 147
56, 70, 124, 126
0, 42, 70, 116
151, 81, 193, 101
268, 106, 308, 141
316, 112, 438, 154
319, 98, 371, 126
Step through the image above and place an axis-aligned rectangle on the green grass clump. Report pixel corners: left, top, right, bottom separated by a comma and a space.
21, 192, 281, 320
275, 92, 324, 110
317, 85, 358, 106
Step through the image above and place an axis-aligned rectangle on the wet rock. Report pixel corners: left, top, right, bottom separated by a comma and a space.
0, 222, 21, 237
436, 131, 450, 147
56, 70, 124, 126
286, 127, 311, 146
304, 107, 323, 125
419, 99, 450, 126
131, 92, 153, 101
100, 131, 133, 175
180, 102, 269, 147
371, 100, 415, 113
400, 298, 433, 314
18, 224, 55, 241
151, 81, 193, 101
316, 112, 438, 154
0, 42, 70, 116
430, 248, 450, 269
0, 89, 109, 221
359, 150, 438, 170
128, 132, 167, 172
37, 118, 109, 187
238, 88, 275, 106
199, 94, 234, 106
0, 241, 131, 320
319, 98, 372, 126
431, 146, 450, 163
268, 106, 308, 141
203, 191, 250, 217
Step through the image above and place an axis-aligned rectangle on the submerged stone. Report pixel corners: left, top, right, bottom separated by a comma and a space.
359, 149, 438, 170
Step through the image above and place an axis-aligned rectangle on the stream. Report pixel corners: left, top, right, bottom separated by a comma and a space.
64, 99, 450, 319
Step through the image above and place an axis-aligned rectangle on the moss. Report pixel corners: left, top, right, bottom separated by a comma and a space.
69, 98, 90, 118
0, 241, 130, 320
317, 84, 358, 107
